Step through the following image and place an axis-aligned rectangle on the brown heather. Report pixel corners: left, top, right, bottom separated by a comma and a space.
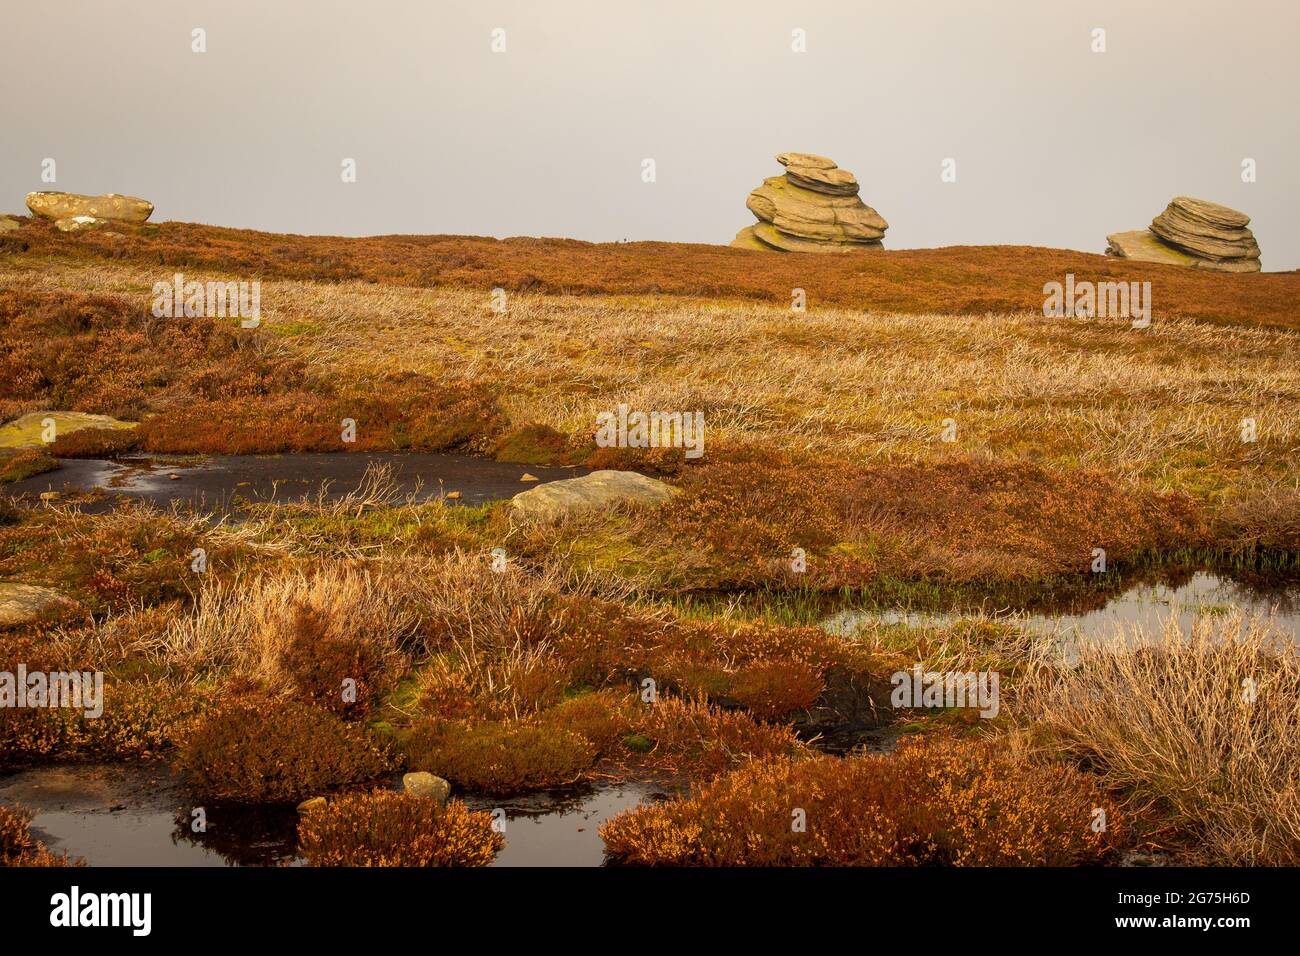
402, 717, 597, 795
173, 696, 393, 803
600, 736, 1127, 866
11, 220, 1300, 329
297, 790, 503, 867
0, 802, 81, 867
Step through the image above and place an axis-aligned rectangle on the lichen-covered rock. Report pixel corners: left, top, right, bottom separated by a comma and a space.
0, 411, 138, 450
26, 191, 153, 224
1150, 197, 1260, 262
402, 771, 451, 804
731, 154, 888, 253
0, 583, 76, 629
1105, 230, 1198, 267
1106, 198, 1261, 273
509, 470, 678, 522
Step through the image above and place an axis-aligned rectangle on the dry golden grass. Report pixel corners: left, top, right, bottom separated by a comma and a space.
1023, 613, 1300, 865
5, 258, 1295, 506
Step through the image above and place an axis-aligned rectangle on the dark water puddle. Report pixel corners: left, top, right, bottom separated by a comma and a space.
463, 781, 674, 867
3, 453, 587, 515
0, 763, 667, 868
822, 570, 1300, 645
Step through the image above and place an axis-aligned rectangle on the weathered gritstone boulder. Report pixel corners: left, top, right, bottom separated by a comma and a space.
26, 191, 153, 224
0, 411, 138, 450
0, 216, 20, 232
0, 583, 76, 629
732, 154, 888, 253
509, 469, 678, 522
1105, 230, 1198, 268
402, 772, 451, 804
1106, 197, 1261, 273
1150, 197, 1260, 262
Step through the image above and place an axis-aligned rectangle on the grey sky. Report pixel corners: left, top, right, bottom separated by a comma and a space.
3, 0, 1297, 269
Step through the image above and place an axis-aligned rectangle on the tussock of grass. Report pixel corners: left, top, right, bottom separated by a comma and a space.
1024, 613, 1300, 865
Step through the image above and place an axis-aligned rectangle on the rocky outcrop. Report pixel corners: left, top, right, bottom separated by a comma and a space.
0, 216, 20, 233
731, 154, 888, 253
26, 191, 153, 226
509, 470, 678, 522
1106, 197, 1261, 273
0, 583, 76, 629
0, 411, 138, 450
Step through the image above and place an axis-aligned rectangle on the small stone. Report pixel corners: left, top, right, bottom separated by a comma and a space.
445, 490, 461, 500
0, 216, 21, 233
520, 473, 539, 482
38, 491, 60, 503
402, 771, 451, 804
296, 796, 327, 814
168, 473, 180, 481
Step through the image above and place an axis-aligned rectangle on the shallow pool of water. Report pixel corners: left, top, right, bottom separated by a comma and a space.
822, 570, 1300, 645
4, 452, 588, 514
0, 763, 668, 868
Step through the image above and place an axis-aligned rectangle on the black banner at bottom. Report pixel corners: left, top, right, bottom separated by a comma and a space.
0, 865, 1279, 941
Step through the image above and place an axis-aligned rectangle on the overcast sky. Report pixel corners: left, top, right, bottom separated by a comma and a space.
3, 0, 1297, 269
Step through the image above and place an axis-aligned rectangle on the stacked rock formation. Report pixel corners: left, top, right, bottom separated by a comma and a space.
26, 191, 154, 233
1106, 197, 1260, 273
731, 153, 888, 253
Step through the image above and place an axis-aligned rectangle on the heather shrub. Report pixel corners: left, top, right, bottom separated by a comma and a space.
297, 790, 503, 867
494, 423, 571, 464
0, 802, 79, 867
0, 449, 58, 484
279, 602, 396, 718
537, 689, 637, 755
631, 695, 809, 779
174, 696, 393, 803
404, 717, 596, 795
46, 427, 140, 458
0, 679, 208, 771
725, 660, 825, 719
601, 736, 1126, 866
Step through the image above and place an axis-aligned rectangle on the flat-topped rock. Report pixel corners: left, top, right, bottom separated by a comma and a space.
1163, 196, 1250, 230
26, 191, 153, 224
732, 153, 888, 253
785, 165, 860, 196
776, 152, 836, 170
1150, 197, 1259, 262
0, 583, 76, 629
1106, 197, 1262, 273
0, 411, 138, 450
1106, 228, 1260, 273
509, 470, 678, 522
